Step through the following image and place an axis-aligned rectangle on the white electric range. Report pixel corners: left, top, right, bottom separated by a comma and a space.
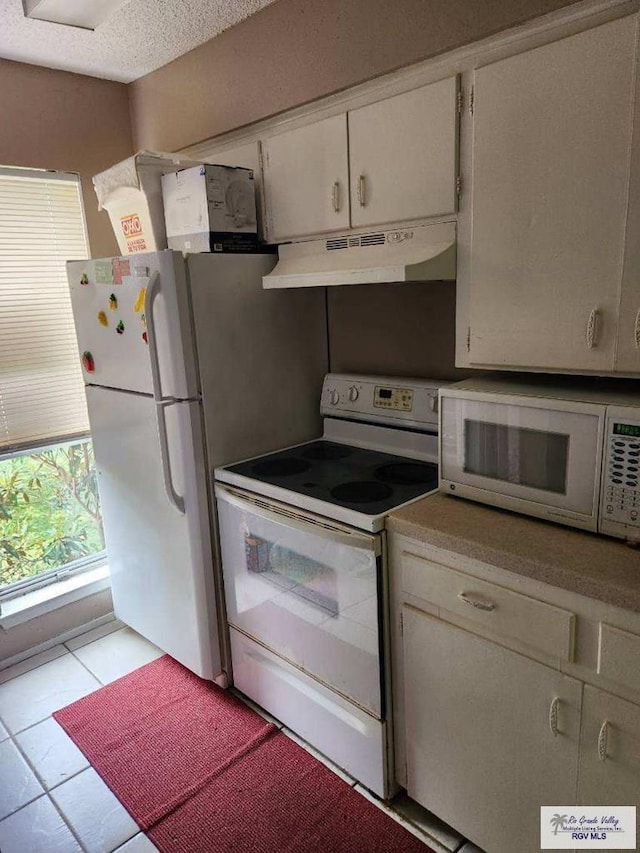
213, 373, 444, 798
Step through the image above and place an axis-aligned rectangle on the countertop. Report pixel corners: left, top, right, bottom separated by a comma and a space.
388, 493, 640, 613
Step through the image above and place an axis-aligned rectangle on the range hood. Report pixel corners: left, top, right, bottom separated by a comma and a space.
262, 222, 456, 289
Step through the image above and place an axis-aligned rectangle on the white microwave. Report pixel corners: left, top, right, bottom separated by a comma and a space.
439, 377, 640, 542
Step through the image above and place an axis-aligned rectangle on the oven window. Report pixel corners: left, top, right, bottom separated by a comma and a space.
245, 535, 339, 616
216, 488, 382, 716
464, 420, 569, 494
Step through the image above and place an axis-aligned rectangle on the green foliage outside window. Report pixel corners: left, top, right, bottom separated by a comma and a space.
0, 441, 105, 589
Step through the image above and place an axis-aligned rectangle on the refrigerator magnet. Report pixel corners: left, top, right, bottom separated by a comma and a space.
81, 351, 95, 373
112, 258, 124, 285
116, 320, 125, 335
142, 331, 148, 344
139, 312, 146, 328
95, 261, 113, 285
97, 311, 108, 327
134, 287, 146, 313
108, 294, 118, 311
80, 273, 89, 285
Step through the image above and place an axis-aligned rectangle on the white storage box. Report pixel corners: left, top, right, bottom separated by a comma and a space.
162, 164, 258, 253
93, 151, 200, 254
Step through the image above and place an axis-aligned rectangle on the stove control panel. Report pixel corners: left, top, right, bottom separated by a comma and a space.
373, 385, 413, 411
321, 373, 446, 428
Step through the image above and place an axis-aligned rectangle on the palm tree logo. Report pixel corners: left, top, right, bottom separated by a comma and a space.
550, 814, 568, 835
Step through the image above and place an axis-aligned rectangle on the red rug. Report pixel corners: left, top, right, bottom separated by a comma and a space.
54, 655, 434, 853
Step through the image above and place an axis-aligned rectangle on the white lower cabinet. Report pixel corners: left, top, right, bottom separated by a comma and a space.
403, 605, 582, 853
578, 685, 640, 838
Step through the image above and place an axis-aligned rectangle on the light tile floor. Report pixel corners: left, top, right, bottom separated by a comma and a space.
0, 623, 468, 853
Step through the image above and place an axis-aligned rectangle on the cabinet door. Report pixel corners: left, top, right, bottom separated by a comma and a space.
261, 114, 350, 241
348, 78, 458, 229
404, 607, 582, 853
617, 269, 640, 375
617, 43, 640, 375
468, 16, 637, 372
578, 685, 640, 837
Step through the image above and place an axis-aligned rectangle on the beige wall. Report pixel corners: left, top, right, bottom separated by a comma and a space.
0, 59, 133, 257
328, 283, 473, 381
130, 0, 579, 152
1, 590, 113, 665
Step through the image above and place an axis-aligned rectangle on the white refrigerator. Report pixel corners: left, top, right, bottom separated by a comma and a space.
67, 250, 327, 683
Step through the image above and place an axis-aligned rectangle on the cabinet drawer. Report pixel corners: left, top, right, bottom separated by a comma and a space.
402, 551, 575, 660
598, 623, 640, 691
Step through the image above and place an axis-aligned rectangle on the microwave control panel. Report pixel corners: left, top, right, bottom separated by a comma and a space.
601, 412, 640, 533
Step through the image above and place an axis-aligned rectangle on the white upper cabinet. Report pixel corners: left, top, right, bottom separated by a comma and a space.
261, 114, 350, 242
617, 75, 640, 375
348, 77, 458, 229
464, 15, 638, 373
261, 77, 458, 242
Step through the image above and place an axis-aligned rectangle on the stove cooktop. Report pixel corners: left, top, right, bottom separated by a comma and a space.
224, 440, 438, 516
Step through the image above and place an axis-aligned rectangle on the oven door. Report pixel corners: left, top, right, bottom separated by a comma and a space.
214, 484, 383, 717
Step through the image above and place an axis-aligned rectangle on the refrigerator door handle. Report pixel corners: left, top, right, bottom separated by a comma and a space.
156, 400, 186, 514
145, 271, 174, 404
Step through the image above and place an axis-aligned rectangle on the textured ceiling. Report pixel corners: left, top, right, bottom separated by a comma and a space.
0, 0, 280, 82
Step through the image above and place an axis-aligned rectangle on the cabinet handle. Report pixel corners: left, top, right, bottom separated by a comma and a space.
457, 592, 495, 612
634, 309, 640, 350
586, 308, 599, 349
332, 181, 340, 213
597, 720, 609, 761
549, 696, 560, 737
357, 174, 367, 207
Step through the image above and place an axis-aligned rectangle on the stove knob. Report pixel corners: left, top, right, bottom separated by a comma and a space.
348, 386, 359, 402
329, 389, 340, 405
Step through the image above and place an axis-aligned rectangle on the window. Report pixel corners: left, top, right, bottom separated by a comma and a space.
0, 167, 105, 598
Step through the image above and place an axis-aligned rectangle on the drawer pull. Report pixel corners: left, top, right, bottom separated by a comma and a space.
597, 720, 609, 762
457, 592, 495, 612
549, 696, 560, 737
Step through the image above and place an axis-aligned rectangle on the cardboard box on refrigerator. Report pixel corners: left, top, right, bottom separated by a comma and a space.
93, 151, 200, 255
161, 164, 259, 253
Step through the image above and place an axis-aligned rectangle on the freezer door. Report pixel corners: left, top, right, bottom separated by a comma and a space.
87, 385, 222, 681
67, 251, 198, 399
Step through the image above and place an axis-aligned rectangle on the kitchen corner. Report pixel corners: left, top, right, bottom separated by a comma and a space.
3, 0, 640, 850
388, 493, 640, 853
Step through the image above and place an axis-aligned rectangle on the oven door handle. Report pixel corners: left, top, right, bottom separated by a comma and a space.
216, 485, 381, 556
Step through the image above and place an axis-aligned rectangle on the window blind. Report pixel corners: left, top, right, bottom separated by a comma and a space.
0, 168, 89, 453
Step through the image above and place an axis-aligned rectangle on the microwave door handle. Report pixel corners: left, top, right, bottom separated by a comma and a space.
217, 486, 379, 555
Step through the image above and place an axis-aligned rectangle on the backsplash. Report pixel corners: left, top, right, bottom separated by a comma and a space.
327, 281, 474, 381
